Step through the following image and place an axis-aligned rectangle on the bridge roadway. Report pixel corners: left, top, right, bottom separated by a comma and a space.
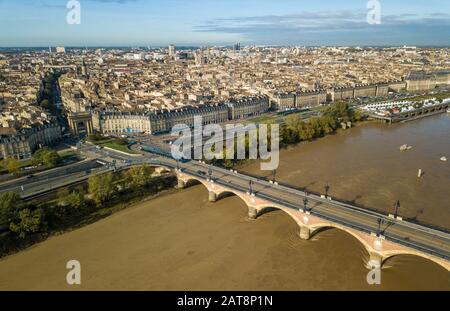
148, 157, 450, 268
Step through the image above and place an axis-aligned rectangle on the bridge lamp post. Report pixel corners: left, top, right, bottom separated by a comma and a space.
303, 192, 309, 213
325, 183, 330, 198
394, 200, 401, 219
208, 166, 213, 181
377, 218, 384, 237
272, 169, 277, 184
249, 180, 253, 195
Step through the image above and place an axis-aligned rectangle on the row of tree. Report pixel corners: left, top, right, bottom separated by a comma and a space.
208, 102, 363, 169
0, 165, 174, 245
0, 148, 61, 174
281, 102, 363, 145
39, 72, 60, 111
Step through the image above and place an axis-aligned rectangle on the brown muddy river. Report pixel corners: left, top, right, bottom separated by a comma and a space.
0, 114, 449, 290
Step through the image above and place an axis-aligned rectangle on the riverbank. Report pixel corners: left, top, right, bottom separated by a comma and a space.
0, 171, 177, 259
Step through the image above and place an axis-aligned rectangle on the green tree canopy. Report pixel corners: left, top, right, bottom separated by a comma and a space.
40, 99, 52, 110
0, 192, 22, 225
32, 148, 61, 167
124, 165, 153, 189
88, 172, 115, 205
0, 157, 21, 174
9, 208, 46, 239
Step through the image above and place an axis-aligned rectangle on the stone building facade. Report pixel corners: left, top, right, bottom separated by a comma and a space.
93, 111, 151, 135
149, 103, 229, 134
271, 93, 296, 110
226, 96, 269, 120
0, 123, 62, 160
295, 90, 327, 108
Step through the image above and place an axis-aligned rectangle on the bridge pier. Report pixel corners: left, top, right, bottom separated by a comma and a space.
367, 252, 383, 270
208, 191, 217, 202
248, 206, 258, 220
176, 179, 186, 189
299, 225, 311, 240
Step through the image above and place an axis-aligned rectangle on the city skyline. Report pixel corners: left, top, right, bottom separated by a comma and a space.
0, 0, 450, 47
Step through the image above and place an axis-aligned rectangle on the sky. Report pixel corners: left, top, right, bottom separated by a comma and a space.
0, 0, 449, 47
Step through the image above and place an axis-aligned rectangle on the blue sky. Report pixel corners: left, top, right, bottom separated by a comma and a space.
0, 0, 449, 47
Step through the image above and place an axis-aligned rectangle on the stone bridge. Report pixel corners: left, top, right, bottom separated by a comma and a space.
175, 170, 450, 272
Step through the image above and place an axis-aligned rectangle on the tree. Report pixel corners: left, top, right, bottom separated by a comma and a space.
0, 192, 22, 226
1, 157, 21, 174
57, 188, 71, 206
309, 117, 324, 138
32, 148, 48, 166
43, 150, 61, 167
323, 101, 353, 122
299, 122, 315, 141
286, 114, 302, 131
32, 148, 61, 167
88, 172, 115, 205
9, 208, 46, 239
124, 165, 152, 188
87, 133, 104, 143
40, 99, 52, 110
66, 190, 86, 210
280, 125, 299, 145
319, 116, 337, 135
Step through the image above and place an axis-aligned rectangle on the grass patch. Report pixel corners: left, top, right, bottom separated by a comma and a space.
100, 141, 138, 154
89, 137, 139, 155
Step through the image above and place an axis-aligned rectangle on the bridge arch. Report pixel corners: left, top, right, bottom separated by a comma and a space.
176, 174, 258, 217
381, 250, 450, 272
177, 175, 212, 192
257, 205, 301, 224
214, 189, 249, 205
309, 223, 375, 254
308, 223, 450, 271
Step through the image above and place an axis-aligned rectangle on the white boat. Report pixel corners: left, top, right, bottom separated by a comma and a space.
441, 157, 448, 162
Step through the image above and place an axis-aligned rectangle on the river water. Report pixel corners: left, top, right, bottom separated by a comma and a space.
0, 114, 449, 290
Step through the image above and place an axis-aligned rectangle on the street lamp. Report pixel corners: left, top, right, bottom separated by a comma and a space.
208, 165, 212, 181
303, 192, 309, 213
249, 180, 253, 194
272, 169, 277, 183
394, 200, 401, 219
325, 183, 330, 197
377, 218, 383, 236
